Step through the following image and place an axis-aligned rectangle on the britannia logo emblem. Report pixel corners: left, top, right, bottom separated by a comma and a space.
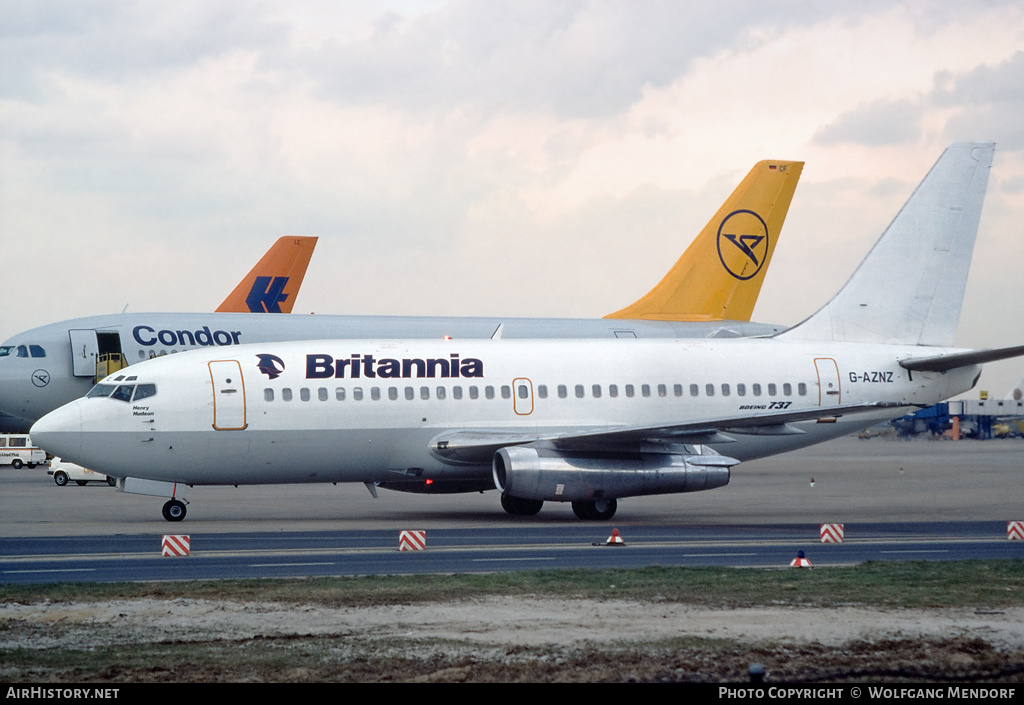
716, 209, 770, 281
256, 354, 285, 380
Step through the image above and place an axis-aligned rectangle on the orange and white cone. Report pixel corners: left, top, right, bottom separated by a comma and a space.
605, 528, 625, 546
789, 550, 812, 568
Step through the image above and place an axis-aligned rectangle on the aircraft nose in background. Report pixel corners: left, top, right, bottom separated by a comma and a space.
30, 401, 83, 461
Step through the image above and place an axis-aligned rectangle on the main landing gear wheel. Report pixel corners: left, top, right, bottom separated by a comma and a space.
500, 493, 544, 516
162, 499, 187, 522
572, 498, 617, 521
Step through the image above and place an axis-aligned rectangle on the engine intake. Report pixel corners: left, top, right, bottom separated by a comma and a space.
492, 446, 734, 502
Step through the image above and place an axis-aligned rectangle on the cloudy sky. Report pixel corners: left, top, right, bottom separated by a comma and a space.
3, 0, 1024, 396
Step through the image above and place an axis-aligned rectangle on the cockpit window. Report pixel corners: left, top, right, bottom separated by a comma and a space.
87, 384, 117, 398
110, 385, 134, 402
87, 382, 157, 401
0, 345, 47, 358
133, 384, 157, 401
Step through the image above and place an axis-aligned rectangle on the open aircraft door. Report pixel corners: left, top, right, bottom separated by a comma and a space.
69, 330, 99, 378
69, 329, 125, 381
209, 360, 247, 430
814, 358, 841, 405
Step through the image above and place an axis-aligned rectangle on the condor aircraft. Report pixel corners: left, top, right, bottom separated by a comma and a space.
1, 160, 801, 429
0, 236, 317, 433
32, 143, 1024, 522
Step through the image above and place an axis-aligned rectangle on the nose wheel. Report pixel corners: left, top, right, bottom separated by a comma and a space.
162, 499, 187, 522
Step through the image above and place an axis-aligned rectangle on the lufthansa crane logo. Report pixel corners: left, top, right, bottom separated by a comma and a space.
256, 354, 286, 380
716, 210, 770, 281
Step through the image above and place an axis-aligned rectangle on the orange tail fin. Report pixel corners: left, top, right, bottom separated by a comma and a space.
605, 161, 802, 322
216, 236, 318, 313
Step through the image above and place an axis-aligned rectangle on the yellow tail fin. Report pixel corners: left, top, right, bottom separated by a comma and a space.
605, 160, 802, 322
216, 236, 318, 313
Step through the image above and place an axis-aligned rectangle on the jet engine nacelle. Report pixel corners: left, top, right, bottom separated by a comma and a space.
492, 446, 734, 502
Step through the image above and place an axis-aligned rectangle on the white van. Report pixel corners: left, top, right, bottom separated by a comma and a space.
48, 457, 116, 487
0, 434, 46, 469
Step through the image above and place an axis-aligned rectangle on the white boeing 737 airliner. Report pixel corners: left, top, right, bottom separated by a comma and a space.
32, 143, 1024, 522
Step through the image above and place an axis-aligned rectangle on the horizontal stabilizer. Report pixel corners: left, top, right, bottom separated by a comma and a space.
899, 344, 1024, 372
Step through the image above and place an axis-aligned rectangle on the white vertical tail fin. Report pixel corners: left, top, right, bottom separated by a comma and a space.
781, 142, 993, 346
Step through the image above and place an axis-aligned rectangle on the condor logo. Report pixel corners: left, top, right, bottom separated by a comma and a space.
717, 209, 769, 281
247, 276, 290, 313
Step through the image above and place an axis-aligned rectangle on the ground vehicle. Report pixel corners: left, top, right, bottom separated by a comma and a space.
0, 434, 46, 468
48, 457, 116, 487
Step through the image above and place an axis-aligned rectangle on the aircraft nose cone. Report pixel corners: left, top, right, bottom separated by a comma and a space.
30, 401, 83, 461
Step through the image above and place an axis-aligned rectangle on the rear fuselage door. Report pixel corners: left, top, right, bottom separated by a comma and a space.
209, 360, 247, 430
814, 358, 841, 405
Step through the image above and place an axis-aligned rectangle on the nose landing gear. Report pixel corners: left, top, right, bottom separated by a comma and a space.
162, 498, 188, 522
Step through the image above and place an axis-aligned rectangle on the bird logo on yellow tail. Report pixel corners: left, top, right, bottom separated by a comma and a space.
717, 209, 769, 280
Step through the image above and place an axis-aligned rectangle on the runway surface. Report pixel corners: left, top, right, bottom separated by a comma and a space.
2, 436, 1023, 583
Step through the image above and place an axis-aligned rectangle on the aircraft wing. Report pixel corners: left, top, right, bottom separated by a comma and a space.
430, 401, 901, 465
